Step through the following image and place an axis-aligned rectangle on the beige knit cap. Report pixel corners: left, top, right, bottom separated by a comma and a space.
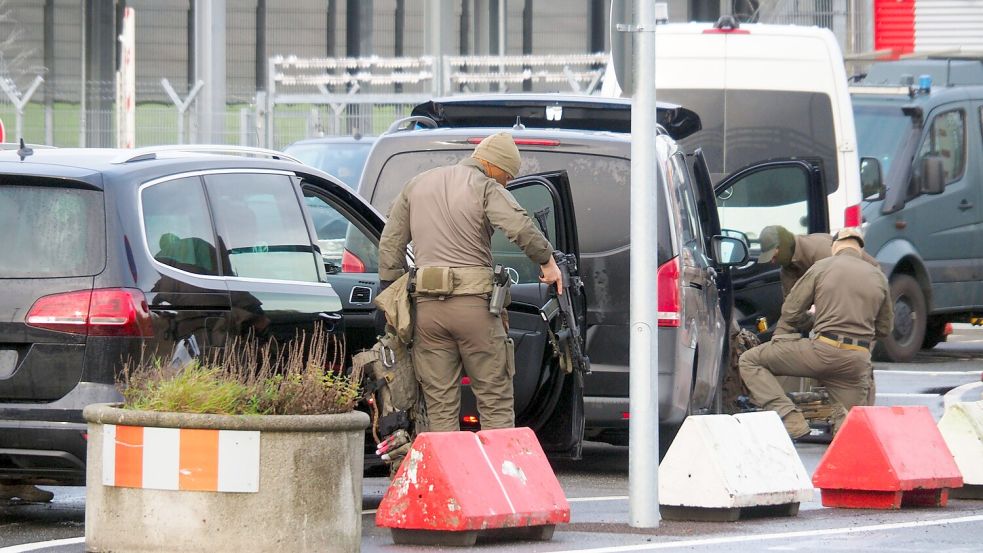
471, 132, 521, 177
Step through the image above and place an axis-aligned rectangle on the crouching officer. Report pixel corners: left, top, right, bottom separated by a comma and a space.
757, 225, 879, 335
377, 132, 563, 432
738, 228, 893, 439
757, 224, 883, 408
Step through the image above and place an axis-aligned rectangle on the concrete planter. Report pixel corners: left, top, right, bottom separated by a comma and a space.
84, 404, 369, 553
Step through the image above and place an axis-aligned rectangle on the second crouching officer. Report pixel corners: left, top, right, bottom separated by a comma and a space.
738, 228, 893, 439
377, 132, 563, 432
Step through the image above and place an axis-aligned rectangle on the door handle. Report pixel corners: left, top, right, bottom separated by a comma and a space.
958, 199, 974, 211
318, 311, 343, 332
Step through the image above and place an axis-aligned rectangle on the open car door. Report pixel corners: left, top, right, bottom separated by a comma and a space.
300, 176, 385, 356
460, 170, 586, 458
692, 149, 829, 334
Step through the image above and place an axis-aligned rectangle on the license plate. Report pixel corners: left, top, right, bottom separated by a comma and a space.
0, 350, 17, 379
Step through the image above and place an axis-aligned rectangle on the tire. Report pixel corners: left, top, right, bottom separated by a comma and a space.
873, 274, 926, 363
922, 317, 948, 350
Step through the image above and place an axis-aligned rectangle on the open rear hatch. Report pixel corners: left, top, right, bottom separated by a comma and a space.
411, 94, 702, 140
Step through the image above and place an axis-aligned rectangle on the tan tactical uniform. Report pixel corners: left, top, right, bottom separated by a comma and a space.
739, 248, 893, 437
773, 233, 881, 407
774, 233, 879, 332
378, 157, 553, 432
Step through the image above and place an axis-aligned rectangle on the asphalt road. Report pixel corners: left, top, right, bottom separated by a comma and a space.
4, 325, 983, 552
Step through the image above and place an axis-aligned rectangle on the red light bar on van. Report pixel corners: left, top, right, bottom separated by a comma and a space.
466, 137, 560, 146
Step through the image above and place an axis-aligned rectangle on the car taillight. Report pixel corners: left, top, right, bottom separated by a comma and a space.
658, 257, 681, 327
844, 204, 862, 227
341, 249, 366, 273
26, 288, 153, 337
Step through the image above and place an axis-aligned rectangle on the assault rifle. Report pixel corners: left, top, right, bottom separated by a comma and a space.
540, 251, 591, 375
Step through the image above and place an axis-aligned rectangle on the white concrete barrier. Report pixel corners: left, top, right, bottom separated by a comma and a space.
938, 401, 983, 498
659, 411, 813, 521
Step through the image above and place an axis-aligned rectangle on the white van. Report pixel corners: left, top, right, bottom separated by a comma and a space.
654, 19, 861, 242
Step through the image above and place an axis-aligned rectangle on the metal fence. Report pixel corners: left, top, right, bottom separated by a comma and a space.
755, 0, 871, 56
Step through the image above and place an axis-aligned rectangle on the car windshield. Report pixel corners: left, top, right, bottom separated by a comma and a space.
284, 141, 373, 186
0, 182, 105, 278
853, 103, 912, 184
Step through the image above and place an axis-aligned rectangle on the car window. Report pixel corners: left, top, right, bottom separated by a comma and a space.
716, 166, 810, 256
284, 142, 373, 186
491, 181, 559, 283
205, 173, 320, 283
669, 153, 705, 252
372, 148, 672, 264
302, 190, 379, 273
914, 108, 966, 191
142, 176, 219, 276
0, 182, 105, 278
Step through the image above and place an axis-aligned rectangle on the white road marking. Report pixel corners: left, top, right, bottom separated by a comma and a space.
550, 514, 983, 553
0, 537, 86, 553
876, 393, 942, 398
568, 496, 629, 503
875, 370, 982, 376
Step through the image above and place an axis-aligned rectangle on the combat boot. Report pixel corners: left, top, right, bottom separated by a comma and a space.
0, 484, 55, 503
781, 411, 811, 441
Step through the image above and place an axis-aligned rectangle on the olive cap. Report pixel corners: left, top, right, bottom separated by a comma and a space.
471, 132, 521, 178
758, 225, 794, 264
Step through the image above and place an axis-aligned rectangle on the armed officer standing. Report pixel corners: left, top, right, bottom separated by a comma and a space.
377, 132, 563, 432
739, 228, 893, 439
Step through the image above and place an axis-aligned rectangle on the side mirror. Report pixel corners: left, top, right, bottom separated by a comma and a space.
918, 155, 946, 195
711, 235, 749, 267
720, 228, 750, 247
860, 157, 885, 201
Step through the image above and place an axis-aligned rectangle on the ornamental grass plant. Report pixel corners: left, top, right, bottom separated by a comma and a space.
118, 326, 361, 416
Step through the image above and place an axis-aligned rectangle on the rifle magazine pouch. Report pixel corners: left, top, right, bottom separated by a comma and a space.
415, 267, 454, 296
378, 333, 418, 412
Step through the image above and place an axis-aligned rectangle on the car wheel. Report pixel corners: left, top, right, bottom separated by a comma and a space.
873, 274, 926, 363
922, 317, 948, 350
